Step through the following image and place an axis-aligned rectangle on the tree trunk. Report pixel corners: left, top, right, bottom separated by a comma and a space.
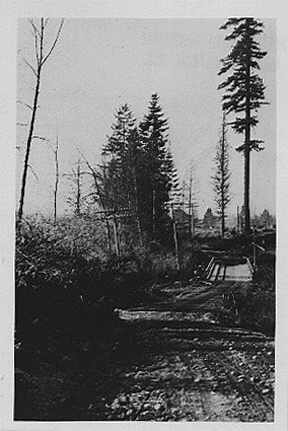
85, 159, 112, 253
152, 188, 156, 236
18, 66, 41, 221
191, 208, 195, 236
76, 159, 81, 216
132, 165, 143, 246
244, 142, 250, 234
221, 114, 225, 238
221, 206, 225, 238
188, 173, 192, 238
236, 205, 240, 233
244, 19, 251, 234
171, 204, 180, 272
105, 219, 112, 253
18, 18, 63, 222
112, 213, 120, 256
53, 136, 59, 224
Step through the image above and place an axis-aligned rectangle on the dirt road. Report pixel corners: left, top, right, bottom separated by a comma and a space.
15, 278, 274, 422
85, 277, 274, 422
81, 307, 274, 422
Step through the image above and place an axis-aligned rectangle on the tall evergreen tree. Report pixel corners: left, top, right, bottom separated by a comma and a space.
139, 93, 173, 237
99, 96, 178, 242
102, 103, 136, 160
212, 113, 231, 238
126, 127, 145, 243
218, 17, 268, 234
100, 104, 146, 246
101, 104, 138, 211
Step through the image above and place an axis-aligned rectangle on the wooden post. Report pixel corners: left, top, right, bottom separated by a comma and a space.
112, 213, 120, 257
191, 206, 195, 236
253, 226, 256, 270
105, 217, 112, 254
182, 182, 185, 213
237, 205, 240, 233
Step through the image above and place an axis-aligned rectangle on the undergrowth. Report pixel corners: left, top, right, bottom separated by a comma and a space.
15, 214, 202, 366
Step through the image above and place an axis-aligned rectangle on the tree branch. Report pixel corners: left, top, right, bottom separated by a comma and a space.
28, 19, 41, 66
22, 57, 37, 77
32, 135, 49, 142
28, 19, 41, 38
41, 19, 64, 66
28, 164, 39, 181
17, 100, 34, 111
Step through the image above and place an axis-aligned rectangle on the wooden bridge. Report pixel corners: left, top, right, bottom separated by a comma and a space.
205, 255, 253, 283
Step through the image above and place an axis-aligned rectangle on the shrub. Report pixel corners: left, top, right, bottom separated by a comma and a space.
15, 215, 178, 348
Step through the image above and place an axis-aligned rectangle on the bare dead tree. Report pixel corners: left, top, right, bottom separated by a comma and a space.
18, 18, 64, 222
75, 160, 82, 216
170, 203, 181, 272
53, 136, 59, 224
182, 162, 198, 238
187, 168, 193, 237
65, 159, 83, 216
132, 162, 143, 246
77, 149, 113, 252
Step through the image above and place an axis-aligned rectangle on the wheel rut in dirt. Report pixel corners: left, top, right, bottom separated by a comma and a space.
79, 299, 274, 422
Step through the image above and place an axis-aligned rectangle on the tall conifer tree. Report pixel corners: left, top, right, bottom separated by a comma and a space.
212, 113, 231, 238
218, 17, 267, 233
101, 104, 138, 211
139, 93, 173, 237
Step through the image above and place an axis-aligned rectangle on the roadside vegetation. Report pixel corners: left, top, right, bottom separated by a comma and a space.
15, 214, 275, 420
15, 213, 198, 365
15, 214, 275, 363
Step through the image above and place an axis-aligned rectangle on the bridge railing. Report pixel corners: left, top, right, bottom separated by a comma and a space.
204, 257, 215, 280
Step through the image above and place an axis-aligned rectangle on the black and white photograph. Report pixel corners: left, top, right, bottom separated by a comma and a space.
7, 8, 280, 425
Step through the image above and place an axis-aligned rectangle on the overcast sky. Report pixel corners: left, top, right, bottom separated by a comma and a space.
16, 18, 276, 218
